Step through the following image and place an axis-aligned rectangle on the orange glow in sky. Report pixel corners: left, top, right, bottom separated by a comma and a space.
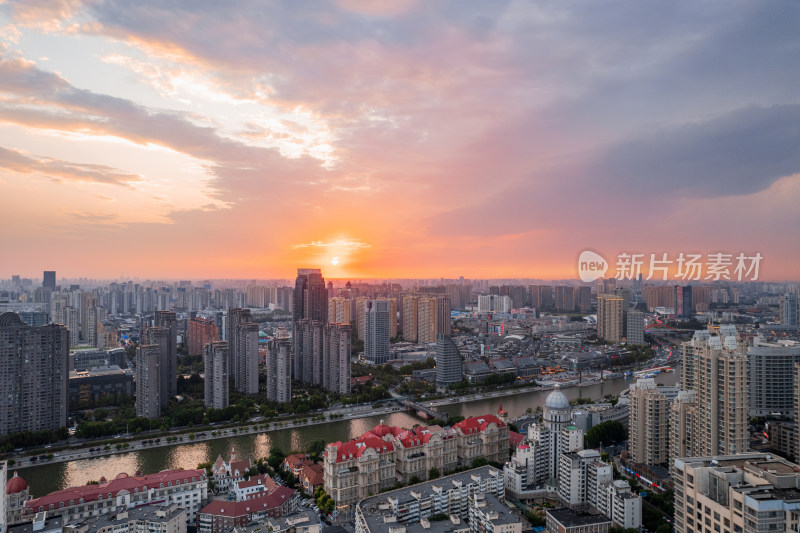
0, 2, 799, 280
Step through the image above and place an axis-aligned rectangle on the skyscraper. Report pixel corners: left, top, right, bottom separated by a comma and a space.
676, 326, 748, 459
554, 286, 575, 312
322, 323, 351, 395
364, 300, 390, 365
226, 308, 259, 395
135, 344, 161, 419
293, 269, 328, 322
625, 310, 645, 345
267, 333, 292, 403
42, 271, 56, 292
80, 291, 97, 341
681, 285, 693, 317
188, 317, 218, 356
597, 294, 623, 342
0, 312, 69, 436
203, 341, 229, 409
780, 293, 799, 327
293, 269, 327, 380
435, 334, 462, 390
530, 285, 553, 312
576, 286, 592, 313
62, 306, 79, 347
628, 379, 670, 465
154, 310, 178, 401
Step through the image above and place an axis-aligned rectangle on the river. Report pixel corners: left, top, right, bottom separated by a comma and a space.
19, 370, 678, 497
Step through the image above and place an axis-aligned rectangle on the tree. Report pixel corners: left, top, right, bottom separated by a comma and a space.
429, 467, 440, 480
585, 420, 627, 448
268, 447, 286, 471
306, 439, 327, 461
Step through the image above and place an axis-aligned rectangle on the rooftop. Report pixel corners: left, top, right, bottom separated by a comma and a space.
547, 508, 612, 528
357, 466, 501, 532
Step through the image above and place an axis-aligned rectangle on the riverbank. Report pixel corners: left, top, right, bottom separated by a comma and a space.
18, 369, 680, 497
13, 365, 678, 471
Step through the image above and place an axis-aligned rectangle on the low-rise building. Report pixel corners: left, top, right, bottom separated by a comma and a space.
23, 470, 207, 524
468, 492, 522, 533
197, 486, 297, 533
232, 474, 278, 502
452, 415, 509, 466
263, 511, 320, 533
325, 417, 503, 510
354, 466, 505, 533
546, 509, 611, 533
60, 503, 186, 533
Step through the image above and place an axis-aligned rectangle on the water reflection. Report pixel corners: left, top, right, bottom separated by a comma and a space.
20, 370, 677, 497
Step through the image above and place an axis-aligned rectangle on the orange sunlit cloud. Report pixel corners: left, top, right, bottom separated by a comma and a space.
0, 2, 799, 281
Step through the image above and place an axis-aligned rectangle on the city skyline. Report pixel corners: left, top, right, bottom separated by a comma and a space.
1, 2, 799, 280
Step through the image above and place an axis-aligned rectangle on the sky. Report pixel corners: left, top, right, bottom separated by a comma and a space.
0, 0, 799, 281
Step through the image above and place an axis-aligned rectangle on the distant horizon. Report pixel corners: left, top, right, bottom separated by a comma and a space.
4, 272, 800, 286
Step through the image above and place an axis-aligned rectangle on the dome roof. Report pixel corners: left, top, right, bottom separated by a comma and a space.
544, 385, 570, 410
6, 473, 28, 494
115, 472, 129, 479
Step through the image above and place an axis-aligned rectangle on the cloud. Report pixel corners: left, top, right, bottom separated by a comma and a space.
596, 105, 800, 197
0, 145, 142, 186
292, 239, 371, 250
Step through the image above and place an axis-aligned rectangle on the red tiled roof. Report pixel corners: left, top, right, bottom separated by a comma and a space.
236, 474, 277, 491
328, 434, 395, 463
230, 460, 251, 476
453, 414, 506, 435
509, 431, 525, 447
26, 469, 205, 511
200, 486, 295, 518
300, 464, 324, 487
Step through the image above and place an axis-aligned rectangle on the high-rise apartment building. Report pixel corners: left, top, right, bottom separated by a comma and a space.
676, 326, 748, 459
226, 308, 259, 395
293, 269, 328, 322
80, 291, 97, 341
245, 285, 270, 308
0, 313, 69, 436
294, 320, 351, 393
328, 297, 352, 325
435, 334, 462, 390
58, 305, 80, 347
477, 294, 512, 313
267, 334, 292, 403
668, 390, 697, 472
781, 293, 799, 327
322, 323, 351, 395
747, 339, 800, 417
364, 300, 390, 365
554, 286, 576, 312
530, 285, 553, 312
188, 317, 218, 356
401, 295, 419, 342
628, 379, 669, 465
203, 341, 229, 409
135, 344, 161, 419
152, 310, 178, 403
293, 269, 327, 381
597, 294, 623, 342
576, 286, 592, 313
43, 271, 56, 292
625, 310, 644, 345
